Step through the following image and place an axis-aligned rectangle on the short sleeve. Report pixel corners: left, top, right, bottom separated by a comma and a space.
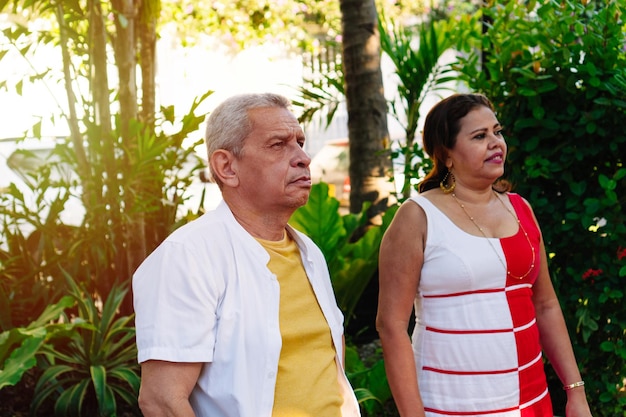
133, 240, 222, 364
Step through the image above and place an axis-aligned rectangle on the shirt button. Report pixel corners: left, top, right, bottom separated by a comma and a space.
268, 372, 275, 378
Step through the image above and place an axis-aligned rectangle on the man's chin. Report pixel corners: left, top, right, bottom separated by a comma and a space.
288, 192, 311, 209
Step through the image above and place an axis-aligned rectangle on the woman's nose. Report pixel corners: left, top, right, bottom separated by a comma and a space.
490, 131, 504, 144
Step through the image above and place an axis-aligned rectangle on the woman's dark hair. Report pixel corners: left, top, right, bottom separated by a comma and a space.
418, 93, 509, 193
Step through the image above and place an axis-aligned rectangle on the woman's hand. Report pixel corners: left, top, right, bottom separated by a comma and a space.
565, 389, 593, 417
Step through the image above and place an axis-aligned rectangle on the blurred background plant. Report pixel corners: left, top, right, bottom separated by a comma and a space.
31, 274, 139, 417
0, 296, 74, 391
345, 343, 393, 417
377, 13, 457, 201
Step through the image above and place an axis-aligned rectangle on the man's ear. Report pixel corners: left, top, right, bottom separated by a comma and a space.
210, 149, 239, 187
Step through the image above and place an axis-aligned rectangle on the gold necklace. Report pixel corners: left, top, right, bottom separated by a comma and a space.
451, 191, 536, 280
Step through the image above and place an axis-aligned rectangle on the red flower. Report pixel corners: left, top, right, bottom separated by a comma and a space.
582, 268, 603, 280
617, 247, 626, 261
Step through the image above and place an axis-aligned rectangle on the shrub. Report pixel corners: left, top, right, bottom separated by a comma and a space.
455, 1, 626, 415
0, 296, 74, 390
290, 182, 397, 328
31, 273, 139, 417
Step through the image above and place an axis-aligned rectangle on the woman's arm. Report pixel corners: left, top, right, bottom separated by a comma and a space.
527, 200, 593, 417
376, 201, 427, 417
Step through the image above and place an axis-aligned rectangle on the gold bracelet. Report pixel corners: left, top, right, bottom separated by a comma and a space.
563, 381, 585, 391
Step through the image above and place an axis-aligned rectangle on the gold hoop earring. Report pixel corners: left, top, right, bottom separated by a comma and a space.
440, 171, 456, 194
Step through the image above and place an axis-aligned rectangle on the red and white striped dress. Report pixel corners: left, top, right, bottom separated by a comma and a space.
411, 193, 553, 417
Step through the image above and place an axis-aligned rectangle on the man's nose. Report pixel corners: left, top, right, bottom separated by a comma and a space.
293, 145, 311, 167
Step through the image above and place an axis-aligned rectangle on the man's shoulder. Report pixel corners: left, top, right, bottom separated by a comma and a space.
167, 211, 226, 240
156, 210, 245, 257
163, 208, 265, 258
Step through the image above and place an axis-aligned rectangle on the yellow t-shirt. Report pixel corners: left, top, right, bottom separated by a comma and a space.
256, 233, 342, 417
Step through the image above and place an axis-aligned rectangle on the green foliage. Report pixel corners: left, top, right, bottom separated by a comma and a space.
290, 182, 398, 326
296, 12, 466, 202
0, 0, 216, 306
160, 0, 341, 51
345, 344, 392, 416
0, 100, 211, 327
0, 139, 87, 330
378, 14, 458, 199
159, 0, 430, 52
455, 1, 626, 415
0, 296, 75, 390
0, 0, 208, 410
293, 58, 346, 129
31, 273, 139, 417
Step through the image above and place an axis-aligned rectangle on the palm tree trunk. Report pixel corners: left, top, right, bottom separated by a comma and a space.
110, 0, 139, 314
339, 0, 392, 216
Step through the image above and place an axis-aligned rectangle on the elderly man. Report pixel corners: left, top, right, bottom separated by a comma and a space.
133, 93, 360, 417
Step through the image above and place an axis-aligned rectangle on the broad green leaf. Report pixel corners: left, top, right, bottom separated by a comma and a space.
109, 367, 141, 393
569, 181, 586, 197
29, 295, 75, 328
0, 336, 43, 389
290, 182, 345, 259
345, 346, 365, 374
31, 365, 77, 415
54, 379, 89, 417
353, 387, 380, 404
366, 360, 392, 402
91, 365, 107, 411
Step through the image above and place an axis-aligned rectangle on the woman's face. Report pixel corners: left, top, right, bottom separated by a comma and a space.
445, 105, 507, 187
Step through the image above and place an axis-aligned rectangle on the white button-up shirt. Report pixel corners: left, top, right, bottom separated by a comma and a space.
133, 201, 360, 417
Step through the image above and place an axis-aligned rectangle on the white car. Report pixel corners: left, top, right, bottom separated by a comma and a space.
309, 137, 351, 205
309, 137, 416, 206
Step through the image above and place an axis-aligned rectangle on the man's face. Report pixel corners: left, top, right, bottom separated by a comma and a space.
233, 106, 312, 212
